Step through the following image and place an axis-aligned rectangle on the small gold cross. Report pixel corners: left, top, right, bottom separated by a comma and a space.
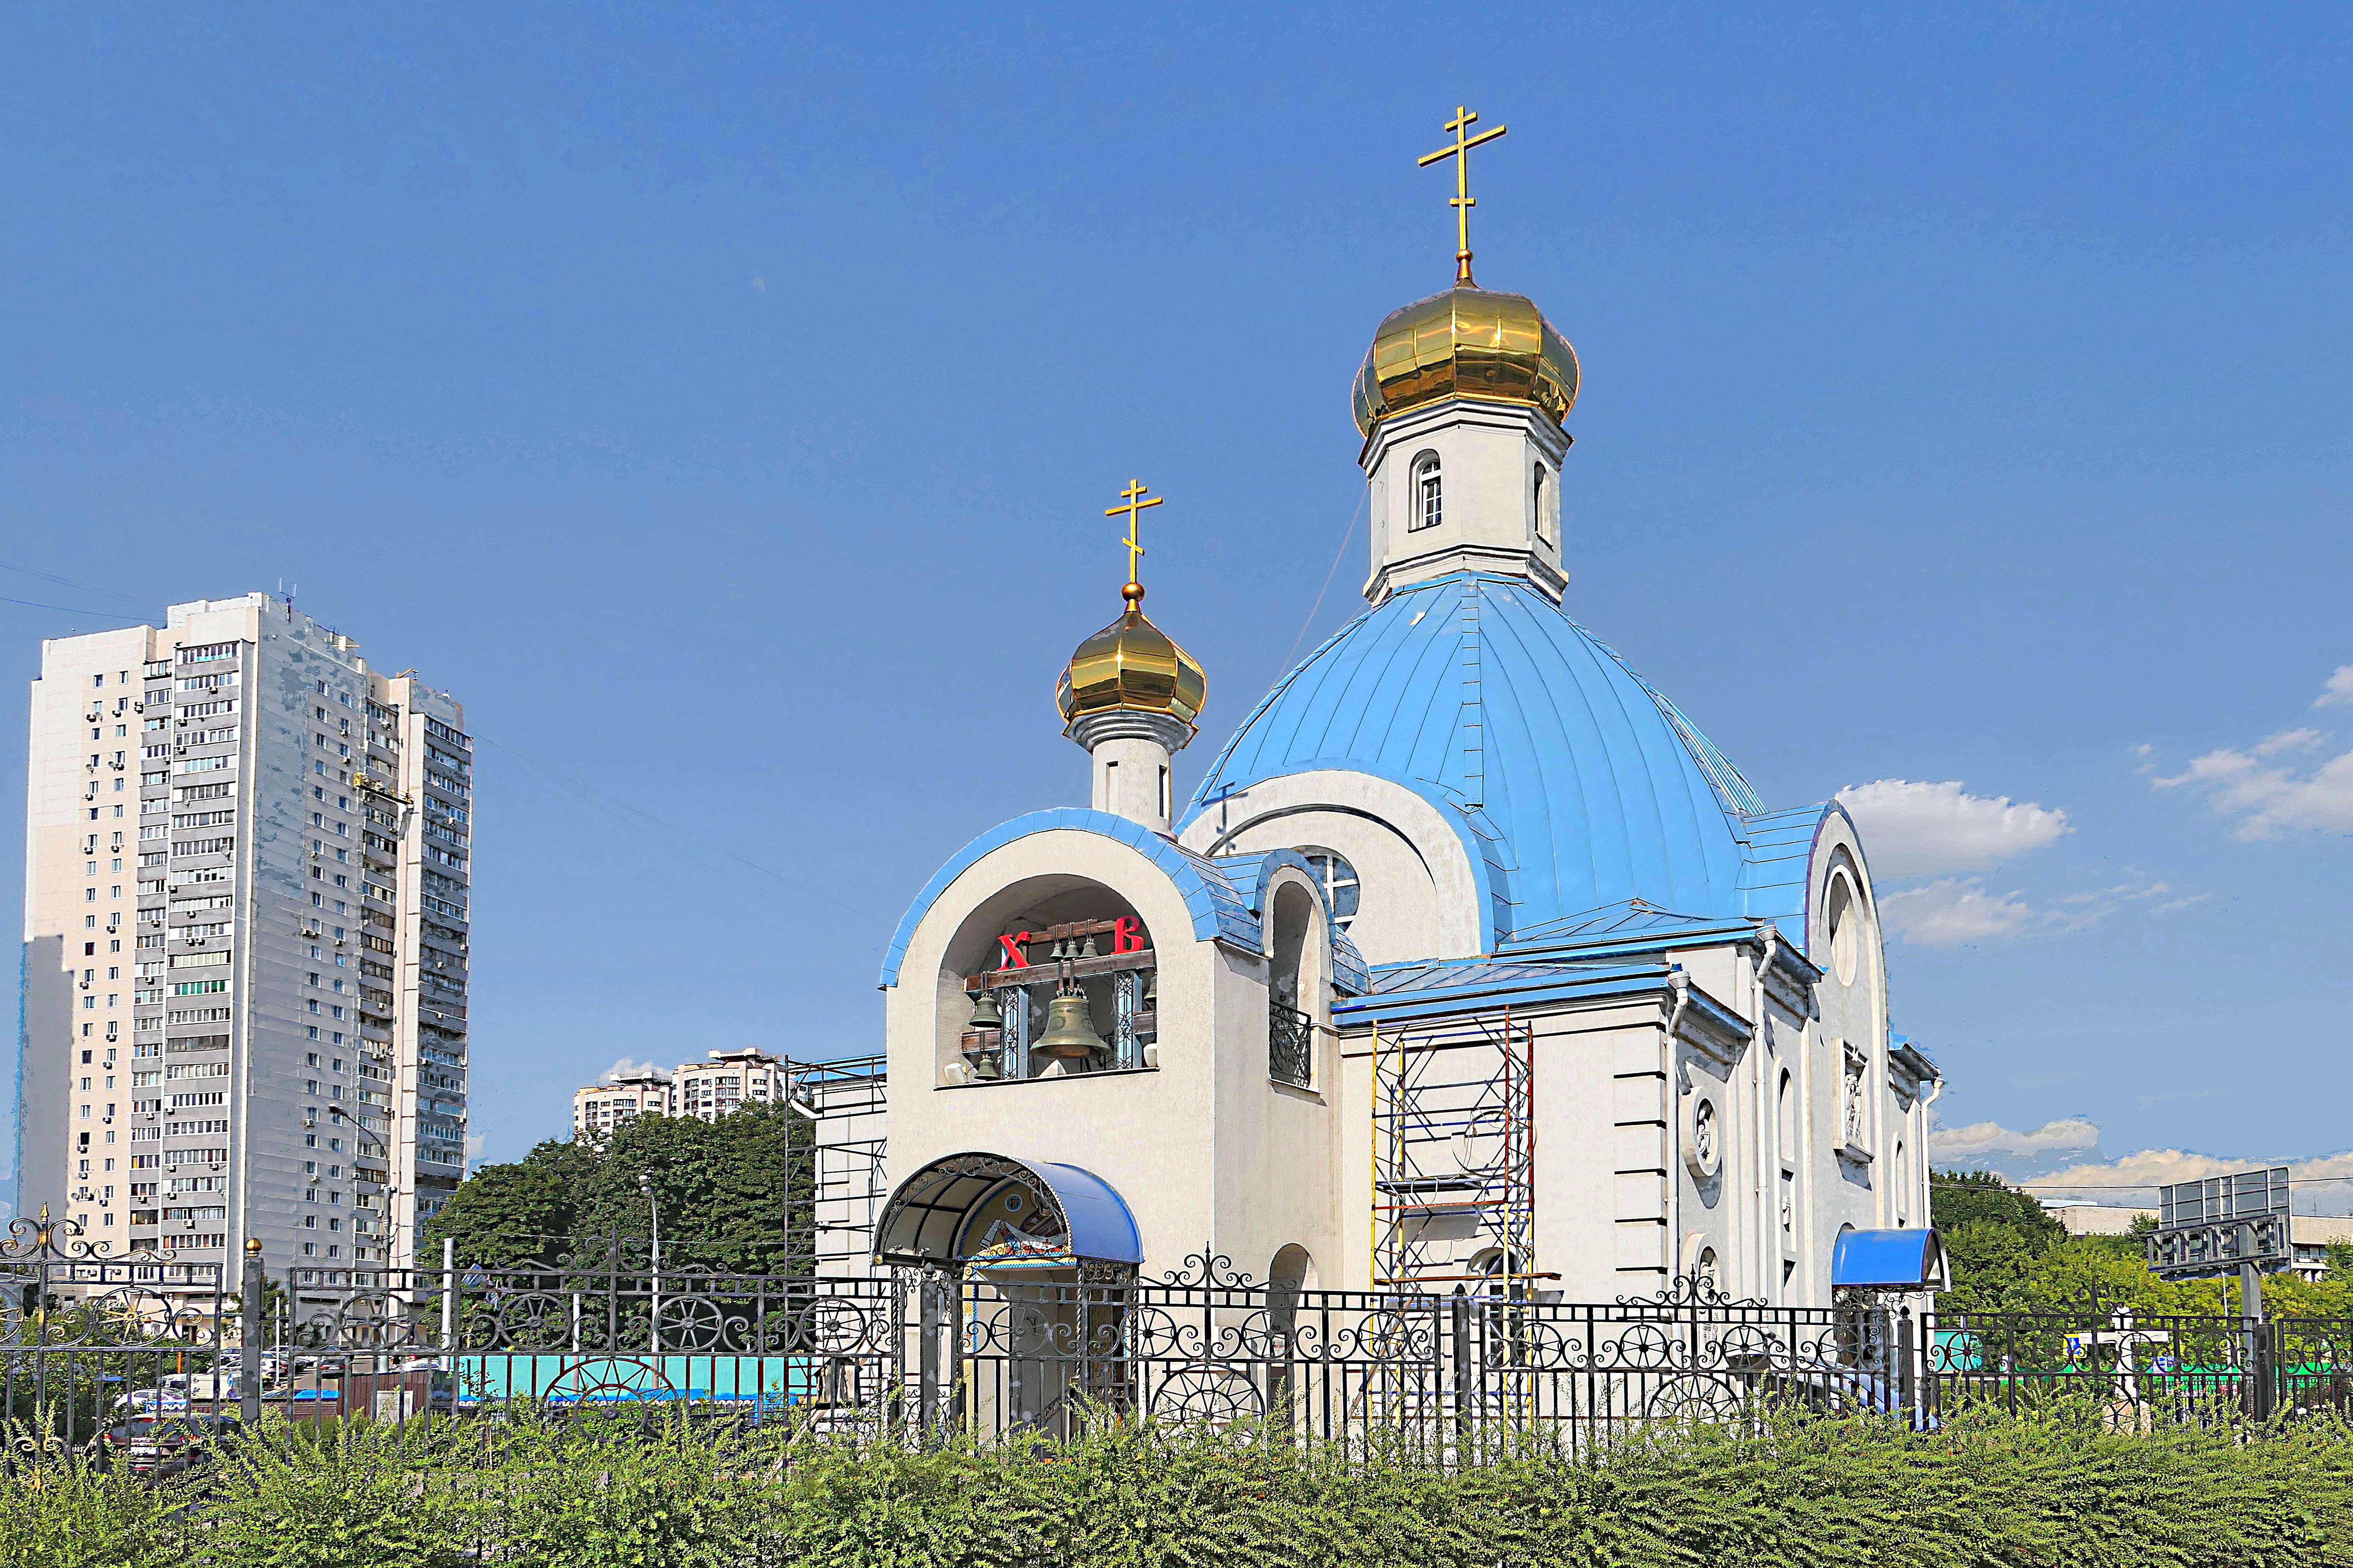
1419, 105, 1507, 286
1105, 479, 1164, 597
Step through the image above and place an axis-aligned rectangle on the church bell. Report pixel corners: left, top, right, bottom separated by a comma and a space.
965, 987, 1004, 1032
1032, 983, 1104, 1059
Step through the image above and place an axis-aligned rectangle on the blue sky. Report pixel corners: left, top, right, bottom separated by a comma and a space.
4, 6, 2349, 1204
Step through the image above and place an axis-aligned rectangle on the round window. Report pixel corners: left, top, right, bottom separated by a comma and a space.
1302, 851, 1361, 928
1682, 1092, 1723, 1180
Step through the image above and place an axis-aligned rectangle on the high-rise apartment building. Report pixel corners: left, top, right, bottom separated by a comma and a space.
19, 593, 472, 1293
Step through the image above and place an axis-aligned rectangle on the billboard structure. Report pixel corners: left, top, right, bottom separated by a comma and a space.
2147, 1166, 2290, 1289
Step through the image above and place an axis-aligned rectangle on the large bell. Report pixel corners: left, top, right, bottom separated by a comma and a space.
1032, 987, 1105, 1059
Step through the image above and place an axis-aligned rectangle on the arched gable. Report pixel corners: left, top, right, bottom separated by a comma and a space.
880, 807, 1256, 988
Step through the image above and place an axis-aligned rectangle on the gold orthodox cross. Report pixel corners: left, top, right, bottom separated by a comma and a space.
1106, 479, 1163, 596
1419, 105, 1507, 286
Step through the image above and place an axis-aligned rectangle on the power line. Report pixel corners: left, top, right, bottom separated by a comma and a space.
1277, 482, 1369, 674
0, 558, 141, 605
471, 735, 838, 942
0, 592, 146, 620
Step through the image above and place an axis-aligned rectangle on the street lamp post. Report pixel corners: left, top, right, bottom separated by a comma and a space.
637, 1173, 661, 1358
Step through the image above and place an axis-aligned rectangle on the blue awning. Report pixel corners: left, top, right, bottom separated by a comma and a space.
875, 1152, 1141, 1269
1831, 1227, 1949, 1290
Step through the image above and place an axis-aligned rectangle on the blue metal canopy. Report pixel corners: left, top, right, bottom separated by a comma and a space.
1832, 1227, 1950, 1291
874, 1151, 1143, 1269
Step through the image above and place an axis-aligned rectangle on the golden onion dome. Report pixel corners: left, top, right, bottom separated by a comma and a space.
1056, 584, 1206, 735
1351, 285, 1580, 437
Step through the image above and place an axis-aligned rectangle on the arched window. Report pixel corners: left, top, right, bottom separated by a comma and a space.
1268, 882, 1314, 1087
1531, 464, 1550, 544
1827, 871, 1860, 986
1410, 452, 1442, 532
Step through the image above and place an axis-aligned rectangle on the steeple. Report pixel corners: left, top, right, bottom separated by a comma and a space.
1354, 107, 1578, 606
1055, 479, 1206, 834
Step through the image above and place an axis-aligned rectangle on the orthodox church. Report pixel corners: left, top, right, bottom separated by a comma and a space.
871, 120, 1940, 1307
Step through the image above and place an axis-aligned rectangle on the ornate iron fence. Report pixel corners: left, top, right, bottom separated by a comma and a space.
9, 1218, 2350, 1454
0, 1208, 233, 1455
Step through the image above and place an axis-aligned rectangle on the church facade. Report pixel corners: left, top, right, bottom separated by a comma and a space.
871, 224, 1940, 1310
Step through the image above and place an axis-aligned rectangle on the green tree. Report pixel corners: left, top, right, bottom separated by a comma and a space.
418, 1137, 595, 1267
420, 1101, 811, 1274
570, 1100, 812, 1274
1930, 1168, 2069, 1251
1929, 1167, 2334, 1319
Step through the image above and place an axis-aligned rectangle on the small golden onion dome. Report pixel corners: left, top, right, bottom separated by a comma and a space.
1351, 285, 1580, 437
1055, 584, 1206, 734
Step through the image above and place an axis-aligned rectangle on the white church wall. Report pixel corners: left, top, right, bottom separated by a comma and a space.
1793, 807, 1929, 1297
1360, 397, 1571, 605
888, 831, 1220, 1263
1666, 972, 1759, 1300
1209, 864, 1346, 1288
884, 829, 1347, 1281
1538, 1001, 1674, 1301
1178, 769, 1486, 964
1762, 1006, 1816, 1303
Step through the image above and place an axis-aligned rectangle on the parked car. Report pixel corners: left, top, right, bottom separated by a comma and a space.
93, 1414, 243, 1477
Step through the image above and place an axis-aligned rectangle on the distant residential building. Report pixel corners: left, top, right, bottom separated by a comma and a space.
674, 1048, 784, 1122
567, 1049, 786, 1142
571, 1068, 672, 1142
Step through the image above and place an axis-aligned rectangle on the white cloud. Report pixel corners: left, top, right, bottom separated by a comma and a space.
1879, 878, 2040, 946
2315, 666, 2353, 708
598, 1057, 662, 1084
1930, 1117, 2102, 1160
2026, 1148, 2353, 1217
2153, 735, 2353, 838
2057, 880, 2170, 906
1835, 779, 2070, 878
1927, 1121, 2353, 1217
1883, 875, 2181, 947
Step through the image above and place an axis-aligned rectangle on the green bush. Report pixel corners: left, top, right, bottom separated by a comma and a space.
7, 1405, 2353, 1567
203, 1421, 475, 1568
0, 1449, 183, 1568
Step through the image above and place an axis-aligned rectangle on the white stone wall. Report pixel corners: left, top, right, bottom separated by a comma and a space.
882, 829, 1347, 1284
1177, 769, 1487, 965
1361, 397, 1571, 605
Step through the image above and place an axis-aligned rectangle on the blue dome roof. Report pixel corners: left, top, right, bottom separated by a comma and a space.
1181, 573, 1786, 948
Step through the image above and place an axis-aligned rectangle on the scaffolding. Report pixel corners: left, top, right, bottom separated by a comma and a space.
785, 1054, 889, 1274
1370, 1011, 1537, 1296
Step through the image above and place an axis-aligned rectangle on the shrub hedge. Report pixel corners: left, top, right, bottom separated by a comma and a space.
6, 1405, 2353, 1568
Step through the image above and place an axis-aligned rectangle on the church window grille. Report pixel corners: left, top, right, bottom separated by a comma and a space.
1269, 998, 1312, 1088
1113, 971, 1141, 1070
1302, 851, 1361, 929
1410, 453, 1442, 532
